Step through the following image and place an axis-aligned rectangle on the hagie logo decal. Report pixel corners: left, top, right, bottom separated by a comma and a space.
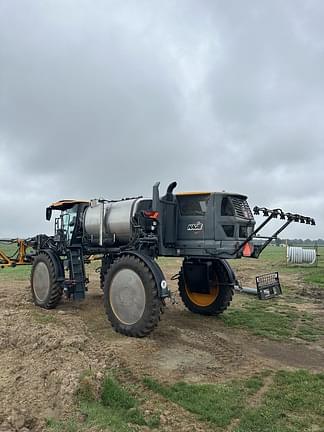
187, 221, 204, 232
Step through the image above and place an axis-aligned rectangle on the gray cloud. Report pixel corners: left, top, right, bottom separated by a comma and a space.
0, 0, 323, 239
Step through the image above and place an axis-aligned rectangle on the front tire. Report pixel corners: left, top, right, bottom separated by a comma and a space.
31, 252, 63, 309
178, 259, 234, 316
104, 254, 161, 337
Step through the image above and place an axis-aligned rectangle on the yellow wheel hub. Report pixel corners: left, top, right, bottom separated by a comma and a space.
185, 283, 219, 307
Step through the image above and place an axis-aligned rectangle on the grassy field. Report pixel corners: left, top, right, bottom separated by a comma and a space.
44, 246, 324, 431
1, 243, 324, 431
144, 370, 324, 431
236, 245, 324, 287
259, 245, 324, 286
223, 246, 324, 341
48, 369, 324, 432
48, 372, 161, 432
220, 298, 324, 341
0, 241, 32, 280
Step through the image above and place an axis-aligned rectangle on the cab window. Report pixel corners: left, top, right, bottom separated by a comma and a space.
177, 195, 210, 216
61, 207, 78, 240
221, 197, 234, 216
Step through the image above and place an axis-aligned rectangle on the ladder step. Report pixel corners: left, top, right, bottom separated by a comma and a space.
68, 248, 86, 300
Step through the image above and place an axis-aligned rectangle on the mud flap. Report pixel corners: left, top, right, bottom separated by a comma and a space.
122, 251, 170, 299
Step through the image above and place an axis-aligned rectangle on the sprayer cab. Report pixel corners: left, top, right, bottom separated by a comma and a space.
152, 182, 315, 260
152, 183, 256, 259
45, 200, 90, 246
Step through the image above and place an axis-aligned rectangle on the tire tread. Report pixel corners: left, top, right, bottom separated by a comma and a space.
31, 252, 63, 309
178, 260, 234, 316
104, 254, 161, 337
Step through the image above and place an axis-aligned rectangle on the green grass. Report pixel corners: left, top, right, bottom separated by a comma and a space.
221, 301, 293, 339
47, 372, 160, 432
302, 267, 324, 288
295, 323, 323, 342
47, 368, 324, 432
252, 245, 324, 288
225, 245, 324, 341
46, 418, 78, 432
236, 370, 324, 432
144, 375, 263, 428
31, 311, 58, 325
231, 245, 324, 289
0, 242, 20, 256
0, 263, 31, 280
220, 297, 324, 341
144, 370, 324, 432
0, 241, 32, 279
0, 241, 31, 279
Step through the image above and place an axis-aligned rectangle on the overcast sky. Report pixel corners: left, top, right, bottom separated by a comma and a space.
0, 0, 323, 239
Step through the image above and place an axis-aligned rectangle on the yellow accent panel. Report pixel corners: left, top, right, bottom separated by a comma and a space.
50, 199, 89, 208
176, 192, 211, 196
185, 284, 219, 307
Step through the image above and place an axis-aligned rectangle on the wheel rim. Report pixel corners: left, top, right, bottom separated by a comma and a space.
185, 279, 219, 307
33, 261, 51, 302
109, 268, 146, 325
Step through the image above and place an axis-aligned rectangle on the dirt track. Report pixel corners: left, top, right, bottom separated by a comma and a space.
0, 263, 324, 431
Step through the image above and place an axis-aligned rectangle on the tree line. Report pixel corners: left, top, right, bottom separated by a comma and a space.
274, 238, 324, 246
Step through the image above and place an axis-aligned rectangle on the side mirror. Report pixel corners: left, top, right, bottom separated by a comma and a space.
46, 207, 52, 221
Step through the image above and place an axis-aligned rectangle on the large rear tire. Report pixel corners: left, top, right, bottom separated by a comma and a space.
31, 252, 63, 309
104, 254, 161, 337
178, 259, 234, 316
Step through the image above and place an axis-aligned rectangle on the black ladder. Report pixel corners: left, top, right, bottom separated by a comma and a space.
68, 247, 86, 300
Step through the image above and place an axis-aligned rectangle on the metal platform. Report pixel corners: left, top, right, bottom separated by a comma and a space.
256, 272, 282, 300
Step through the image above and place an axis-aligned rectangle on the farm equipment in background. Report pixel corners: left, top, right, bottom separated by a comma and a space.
24, 181, 315, 337
0, 239, 32, 268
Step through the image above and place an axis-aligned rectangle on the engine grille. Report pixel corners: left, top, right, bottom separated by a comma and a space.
231, 197, 253, 219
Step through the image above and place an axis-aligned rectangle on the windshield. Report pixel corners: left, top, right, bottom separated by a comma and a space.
177, 195, 210, 216
61, 207, 78, 241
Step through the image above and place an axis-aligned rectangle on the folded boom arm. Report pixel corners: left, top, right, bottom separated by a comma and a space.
235, 206, 315, 258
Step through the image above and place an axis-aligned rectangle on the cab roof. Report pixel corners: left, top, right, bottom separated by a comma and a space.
48, 200, 89, 211
176, 192, 247, 199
